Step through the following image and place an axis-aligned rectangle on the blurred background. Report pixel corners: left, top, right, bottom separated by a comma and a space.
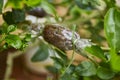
0, 0, 120, 80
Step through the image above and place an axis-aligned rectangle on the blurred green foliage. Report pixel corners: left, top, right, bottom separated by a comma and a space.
1, 0, 120, 80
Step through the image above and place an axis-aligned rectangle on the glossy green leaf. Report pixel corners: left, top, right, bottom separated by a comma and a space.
24, 34, 31, 42
5, 35, 22, 49
85, 45, 106, 61
75, 61, 96, 76
5, 0, 24, 9
0, 0, 3, 14
31, 41, 50, 62
104, 8, 120, 71
97, 67, 115, 79
7, 25, 16, 33
104, 8, 120, 52
25, 0, 41, 6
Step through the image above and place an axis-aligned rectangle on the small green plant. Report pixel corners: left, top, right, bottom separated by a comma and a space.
1, 0, 120, 80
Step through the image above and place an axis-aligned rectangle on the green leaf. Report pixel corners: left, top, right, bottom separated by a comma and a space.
104, 8, 120, 52
25, 0, 41, 7
75, 0, 100, 10
24, 34, 31, 42
3, 11, 15, 25
85, 45, 106, 61
60, 73, 78, 80
31, 41, 50, 62
54, 47, 68, 61
51, 57, 64, 69
97, 67, 115, 79
46, 65, 58, 73
75, 0, 92, 10
75, 61, 96, 76
0, 23, 9, 34
5, 35, 22, 49
12, 9, 25, 23
3, 9, 25, 24
41, 1, 57, 16
65, 65, 75, 74
69, 5, 81, 20
7, 25, 16, 33
104, 8, 120, 71
5, 0, 24, 9
0, 0, 3, 14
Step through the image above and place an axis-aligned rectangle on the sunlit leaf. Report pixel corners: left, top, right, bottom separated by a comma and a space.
104, 8, 120, 52
104, 8, 120, 71
7, 25, 16, 33
85, 45, 106, 61
25, 0, 41, 7
5, 35, 22, 49
24, 34, 31, 42
5, 0, 24, 9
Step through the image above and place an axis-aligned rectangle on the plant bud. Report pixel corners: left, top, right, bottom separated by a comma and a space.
43, 24, 80, 51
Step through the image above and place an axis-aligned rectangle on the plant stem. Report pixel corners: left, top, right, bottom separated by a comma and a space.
61, 25, 76, 77
61, 49, 75, 77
